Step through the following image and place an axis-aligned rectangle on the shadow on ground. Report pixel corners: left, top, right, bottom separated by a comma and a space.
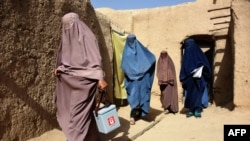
99, 107, 163, 141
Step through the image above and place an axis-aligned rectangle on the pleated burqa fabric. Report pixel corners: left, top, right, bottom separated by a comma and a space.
121, 34, 156, 116
55, 13, 104, 141
157, 50, 179, 113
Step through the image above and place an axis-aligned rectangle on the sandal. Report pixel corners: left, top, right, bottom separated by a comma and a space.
130, 117, 135, 125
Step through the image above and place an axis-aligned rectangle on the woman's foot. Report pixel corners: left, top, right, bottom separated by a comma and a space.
194, 111, 202, 118
130, 117, 135, 125
164, 109, 176, 115
164, 109, 169, 114
186, 111, 194, 117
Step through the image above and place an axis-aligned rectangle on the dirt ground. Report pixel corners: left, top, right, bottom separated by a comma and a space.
134, 103, 250, 141
27, 93, 250, 141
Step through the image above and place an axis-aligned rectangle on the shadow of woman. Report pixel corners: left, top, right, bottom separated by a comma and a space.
139, 107, 163, 123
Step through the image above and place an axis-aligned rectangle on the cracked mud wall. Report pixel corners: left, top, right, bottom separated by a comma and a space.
1, 0, 250, 140
231, 0, 250, 108
0, 0, 112, 140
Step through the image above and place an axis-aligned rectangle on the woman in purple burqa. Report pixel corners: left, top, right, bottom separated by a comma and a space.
157, 50, 179, 114
54, 12, 107, 141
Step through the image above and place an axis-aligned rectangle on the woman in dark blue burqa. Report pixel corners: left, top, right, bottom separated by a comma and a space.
179, 39, 211, 118
121, 34, 156, 125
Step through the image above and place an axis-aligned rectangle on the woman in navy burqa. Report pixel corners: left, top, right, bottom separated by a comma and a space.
121, 34, 156, 125
179, 39, 211, 118
54, 13, 107, 141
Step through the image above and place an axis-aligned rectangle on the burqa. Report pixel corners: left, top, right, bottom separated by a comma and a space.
157, 50, 179, 113
179, 38, 211, 117
54, 13, 105, 141
121, 34, 156, 119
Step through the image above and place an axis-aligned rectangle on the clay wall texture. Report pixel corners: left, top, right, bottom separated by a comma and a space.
0, 0, 250, 140
0, 0, 110, 140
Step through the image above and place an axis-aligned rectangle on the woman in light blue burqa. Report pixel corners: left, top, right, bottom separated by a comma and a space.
121, 34, 156, 125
